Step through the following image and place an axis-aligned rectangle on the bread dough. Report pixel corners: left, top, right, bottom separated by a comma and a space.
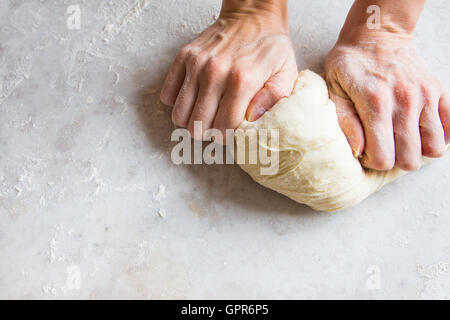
236, 70, 447, 212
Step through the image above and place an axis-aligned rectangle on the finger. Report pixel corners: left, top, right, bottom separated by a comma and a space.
213, 67, 260, 145
439, 92, 450, 144
171, 72, 199, 127
187, 59, 228, 140
392, 89, 422, 171
420, 96, 446, 158
160, 50, 187, 106
331, 93, 365, 157
171, 52, 206, 127
357, 90, 396, 171
246, 68, 297, 122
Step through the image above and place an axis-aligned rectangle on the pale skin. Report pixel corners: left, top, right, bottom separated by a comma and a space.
160, 0, 450, 171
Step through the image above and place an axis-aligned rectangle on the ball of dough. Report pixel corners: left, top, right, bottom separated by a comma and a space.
236, 70, 446, 212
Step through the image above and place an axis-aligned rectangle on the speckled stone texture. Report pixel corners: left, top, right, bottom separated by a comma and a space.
0, 0, 449, 299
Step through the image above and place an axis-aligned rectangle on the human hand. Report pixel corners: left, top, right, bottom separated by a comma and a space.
325, 2, 449, 171
160, 0, 297, 143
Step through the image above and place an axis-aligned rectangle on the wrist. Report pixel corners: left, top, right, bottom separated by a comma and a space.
337, 0, 425, 44
219, 0, 289, 33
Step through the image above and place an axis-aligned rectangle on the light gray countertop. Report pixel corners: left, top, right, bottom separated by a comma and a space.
0, 0, 449, 299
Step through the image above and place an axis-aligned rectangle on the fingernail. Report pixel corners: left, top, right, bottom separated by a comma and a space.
248, 105, 266, 122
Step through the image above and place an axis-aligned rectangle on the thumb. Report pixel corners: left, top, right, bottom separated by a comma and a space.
331, 93, 366, 157
246, 70, 297, 122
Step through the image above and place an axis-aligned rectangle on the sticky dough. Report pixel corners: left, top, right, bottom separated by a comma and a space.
236, 70, 447, 212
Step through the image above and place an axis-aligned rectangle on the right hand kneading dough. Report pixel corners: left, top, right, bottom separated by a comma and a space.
236, 70, 447, 212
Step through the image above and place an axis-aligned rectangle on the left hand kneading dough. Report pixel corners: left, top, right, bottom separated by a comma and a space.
236, 70, 448, 212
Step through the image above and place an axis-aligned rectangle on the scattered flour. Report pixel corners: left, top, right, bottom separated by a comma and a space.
153, 184, 166, 201
418, 262, 450, 299
158, 208, 166, 219
48, 235, 58, 264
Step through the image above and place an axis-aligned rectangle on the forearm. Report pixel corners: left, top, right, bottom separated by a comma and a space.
220, 0, 289, 31
339, 0, 426, 42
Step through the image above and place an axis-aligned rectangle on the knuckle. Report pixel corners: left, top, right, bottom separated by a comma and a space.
177, 46, 191, 61
398, 104, 415, 118
369, 153, 395, 171
426, 148, 445, 158
229, 65, 252, 88
396, 158, 421, 171
394, 86, 417, 110
423, 142, 445, 158
205, 57, 227, 79
364, 89, 387, 115
364, 88, 383, 101
186, 51, 204, 71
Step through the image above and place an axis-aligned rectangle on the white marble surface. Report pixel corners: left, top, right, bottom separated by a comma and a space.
1, 0, 449, 299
